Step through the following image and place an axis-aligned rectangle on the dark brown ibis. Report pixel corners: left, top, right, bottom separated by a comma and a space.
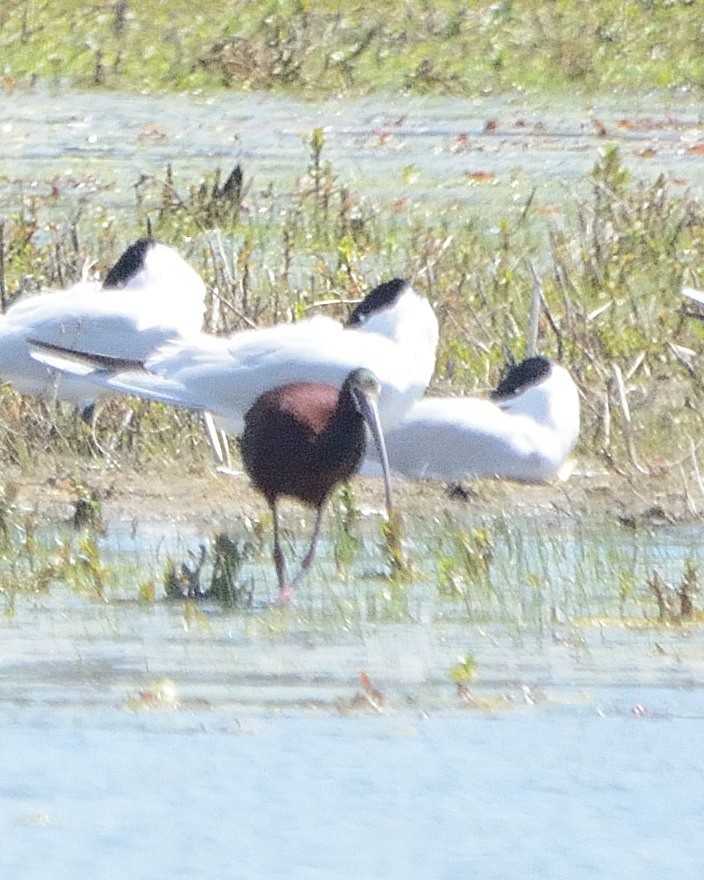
238, 367, 393, 602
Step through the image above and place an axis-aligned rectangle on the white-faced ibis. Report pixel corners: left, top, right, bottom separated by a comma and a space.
239, 367, 393, 602
30, 278, 437, 434
362, 356, 580, 483
3, 238, 205, 417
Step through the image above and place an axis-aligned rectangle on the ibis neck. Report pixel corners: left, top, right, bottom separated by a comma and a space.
318, 394, 365, 460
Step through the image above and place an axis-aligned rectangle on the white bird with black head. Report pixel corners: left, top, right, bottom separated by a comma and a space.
2, 238, 206, 419
363, 356, 580, 483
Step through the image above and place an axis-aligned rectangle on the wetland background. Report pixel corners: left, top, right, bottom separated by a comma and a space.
2, 3, 704, 878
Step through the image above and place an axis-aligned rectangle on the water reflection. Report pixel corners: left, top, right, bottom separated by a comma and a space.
1, 508, 702, 879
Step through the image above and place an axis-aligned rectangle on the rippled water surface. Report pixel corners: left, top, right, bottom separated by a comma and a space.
3, 88, 704, 220
1, 509, 703, 879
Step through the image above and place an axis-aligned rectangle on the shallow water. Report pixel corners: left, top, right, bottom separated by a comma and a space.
3, 88, 704, 222
2, 710, 703, 880
1, 510, 704, 878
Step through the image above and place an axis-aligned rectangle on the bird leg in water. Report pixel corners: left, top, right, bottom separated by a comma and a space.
271, 501, 293, 605
290, 505, 325, 590
271, 502, 326, 603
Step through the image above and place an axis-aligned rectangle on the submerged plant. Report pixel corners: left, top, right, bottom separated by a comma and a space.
71, 482, 104, 532
330, 483, 362, 576
648, 569, 677, 621
678, 560, 699, 619
0, 482, 19, 548
436, 523, 494, 614
72, 536, 111, 600
448, 652, 477, 702
648, 560, 700, 622
209, 532, 254, 607
0, 484, 63, 611
163, 534, 254, 607
163, 544, 207, 600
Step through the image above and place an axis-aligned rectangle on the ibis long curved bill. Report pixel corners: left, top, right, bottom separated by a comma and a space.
349, 374, 393, 515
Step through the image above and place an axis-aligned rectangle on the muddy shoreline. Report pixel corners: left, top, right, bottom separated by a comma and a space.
10, 451, 703, 534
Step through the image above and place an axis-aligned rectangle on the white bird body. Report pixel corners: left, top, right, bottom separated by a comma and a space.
1, 240, 206, 411
362, 360, 580, 483
32, 279, 438, 433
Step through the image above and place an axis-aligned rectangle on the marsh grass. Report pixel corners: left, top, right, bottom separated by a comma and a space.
0, 480, 118, 609
234, 508, 704, 633
436, 520, 494, 616
330, 484, 363, 577
417, 511, 704, 632
5, 141, 704, 481
648, 558, 700, 622
379, 509, 412, 584
1, 2, 703, 97
0, 463, 701, 638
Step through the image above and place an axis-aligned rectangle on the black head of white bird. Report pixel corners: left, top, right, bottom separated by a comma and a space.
102, 238, 155, 288
342, 277, 439, 430
345, 277, 438, 349
490, 356, 553, 402
346, 278, 411, 327
491, 355, 581, 458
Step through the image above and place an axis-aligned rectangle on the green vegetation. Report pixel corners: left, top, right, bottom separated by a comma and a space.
437, 521, 494, 615
163, 532, 256, 606
0, 484, 114, 611
2, 1, 704, 97
1, 465, 700, 629
4, 140, 704, 479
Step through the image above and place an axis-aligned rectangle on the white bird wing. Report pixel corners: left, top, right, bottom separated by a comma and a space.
12, 285, 201, 361
32, 314, 428, 432
28, 317, 344, 406
682, 286, 704, 307
7, 239, 205, 348
7, 241, 207, 408
146, 319, 426, 431
0, 286, 103, 397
